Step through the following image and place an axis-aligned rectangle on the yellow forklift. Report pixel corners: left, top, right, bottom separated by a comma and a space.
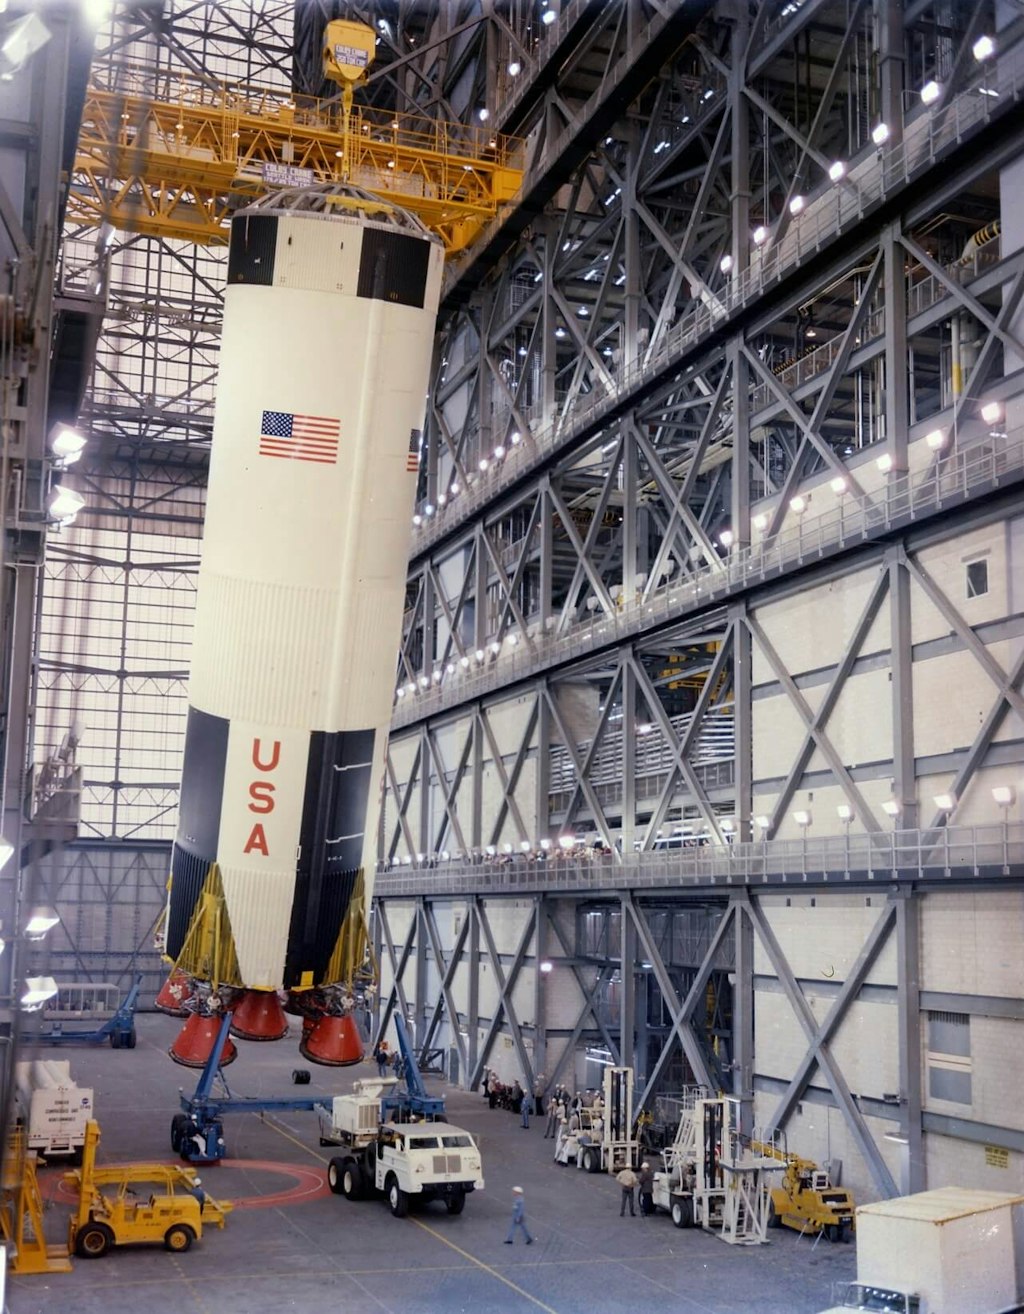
755, 1142, 855, 1241
64, 1121, 232, 1257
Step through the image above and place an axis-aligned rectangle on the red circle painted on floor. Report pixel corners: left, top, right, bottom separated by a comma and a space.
49, 1159, 330, 1210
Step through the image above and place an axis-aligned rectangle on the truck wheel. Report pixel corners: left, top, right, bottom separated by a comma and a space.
581, 1147, 598, 1174
387, 1176, 409, 1218
76, 1222, 114, 1258
341, 1162, 364, 1201
164, 1223, 195, 1253
445, 1192, 465, 1215
767, 1200, 782, 1228
125, 1028, 137, 1049
327, 1157, 347, 1195
170, 1114, 190, 1152
671, 1200, 685, 1228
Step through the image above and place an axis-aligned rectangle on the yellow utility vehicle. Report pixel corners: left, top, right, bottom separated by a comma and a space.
64, 1120, 232, 1257
756, 1144, 855, 1241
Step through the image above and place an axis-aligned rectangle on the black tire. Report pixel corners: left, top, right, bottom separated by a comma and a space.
767, 1199, 783, 1229
581, 1147, 596, 1173
164, 1223, 195, 1253
76, 1222, 114, 1258
292, 1069, 311, 1085
341, 1162, 363, 1201
671, 1200, 685, 1229
826, 1223, 842, 1243
125, 1028, 137, 1049
445, 1192, 465, 1215
387, 1176, 409, 1218
170, 1114, 190, 1153
327, 1157, 346, 1195
108, 1032, 121, 1049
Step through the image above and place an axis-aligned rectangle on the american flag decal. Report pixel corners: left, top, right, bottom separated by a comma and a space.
407, 428, 421, 473
259, 410, 340, 465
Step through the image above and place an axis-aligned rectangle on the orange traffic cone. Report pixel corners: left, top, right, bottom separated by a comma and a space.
230, 989, 289, 1041
169, 1012, 237, 1068
155, 969, 193, 1016
299, 1013, 363, 1066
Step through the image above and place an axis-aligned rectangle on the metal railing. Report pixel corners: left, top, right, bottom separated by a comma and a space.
373, 822, 1024, 898
424, 57, 1024, 555
393, 430, 1024, 727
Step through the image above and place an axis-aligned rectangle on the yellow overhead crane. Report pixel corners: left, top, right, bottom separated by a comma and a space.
69, 20, 524, 253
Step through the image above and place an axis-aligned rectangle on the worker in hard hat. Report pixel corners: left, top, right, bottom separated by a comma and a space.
504, 1185, 533, 1245
638, 1161, 654, 1216
616, 1164, 638, 1217
189, 1177, 206, 1212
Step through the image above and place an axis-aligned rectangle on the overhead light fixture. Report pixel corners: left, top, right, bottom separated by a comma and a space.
539, 838, 552, 851
539, 960, 553, 973
719, 529, 734, 548
0, 13, 52, 80
871, 122, 890, 146
828, 160, 846, 183
882, 800, 901, 818
789, 494, 807, 514
789, 195, 806, 216
719, 253, 734, 274
47, 485, 85, 524
992, 785, 1016, 807
925, 428, 946, 451
830, 476, 848, 494
933, 792, 956, 811
21, 977, 59, 1010
541, 7, 557, 25
477, 107, 489, 122
920, 80, 941, 105
876, 453, 894, 473
720, 818, 735, 833
792, 810, 811, 828
752, 225, 768, 246
972, 34, 995, 62
755, 815, 771, 831
24, 905, 60, 940
557, 835, 575, 850
836, 804, 854, 822
508, 60, 521, 76
752, 512, 768, 532
50, 426, 87, 466
981, 400, 1003, 424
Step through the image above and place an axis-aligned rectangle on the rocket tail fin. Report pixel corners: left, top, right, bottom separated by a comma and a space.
173, 862, 243, 990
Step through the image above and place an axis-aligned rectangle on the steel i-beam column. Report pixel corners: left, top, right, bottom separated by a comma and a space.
895, 889, 925, 1192
888, 546, 918, 829
732, 896, 754, 1122
619, 894, 637, 1078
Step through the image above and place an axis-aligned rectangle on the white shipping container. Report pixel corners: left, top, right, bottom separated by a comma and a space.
855, 1188, 1024, 1314
14, 1060, 94, 1158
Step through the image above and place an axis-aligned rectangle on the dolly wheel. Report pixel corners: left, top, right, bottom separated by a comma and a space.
164, 1223, 196, 1253
446, 1192, 465, 1215
77, 1222, 114, 1258
327, 1157, 346, 1195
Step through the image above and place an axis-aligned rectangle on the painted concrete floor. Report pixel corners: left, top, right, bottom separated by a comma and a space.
10, 1014, 856, 1314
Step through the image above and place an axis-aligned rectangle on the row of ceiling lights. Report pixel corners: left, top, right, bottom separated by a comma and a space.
766, 784, 1016, 831
412, 431, 524, 526
719, 39, 999, 268
714, 402, 1005, 548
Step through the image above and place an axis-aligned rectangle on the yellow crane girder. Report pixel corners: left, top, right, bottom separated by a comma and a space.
70, 69, 524, 253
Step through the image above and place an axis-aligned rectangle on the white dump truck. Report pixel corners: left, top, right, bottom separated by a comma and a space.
14, 1059, 94, 1161
816, 1187, 1024, 1314
318, 1077, 484, 1218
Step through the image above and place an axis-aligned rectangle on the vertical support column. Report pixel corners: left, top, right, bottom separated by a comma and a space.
623, 125, 641, 371
731, 603, 753, 841
467, 899, 480, 1085
535, 678, 551, 843
422, 569, 436, 673
876, 1, 905, 148
533, 895, 547, 1090
475, 292, 493, 465
538, 479, 553, 628
729, 338, 750, 552
895, 889, 925, 1193
621, 659, 637, 857
621, 421, 638, 601
540, 219, 557, 416
619, 895, 637, 1078
731, 897, 754, 1122
888, 546, 917, 829
471, 708, 484, 854
729, 11, 750, 277
414, 899, 429, 1047
883, 221, 909, 466
418, 725, 430, 861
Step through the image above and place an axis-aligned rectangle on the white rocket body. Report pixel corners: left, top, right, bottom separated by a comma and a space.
168, 191, 442, 993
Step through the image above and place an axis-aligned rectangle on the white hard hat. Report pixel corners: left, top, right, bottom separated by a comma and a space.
193, 1177, 202, 1185
513, 1185, 524, 1194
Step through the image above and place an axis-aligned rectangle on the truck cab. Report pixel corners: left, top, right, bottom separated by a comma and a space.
817, 1283, 922, 1314
327, 1119, 484, 1218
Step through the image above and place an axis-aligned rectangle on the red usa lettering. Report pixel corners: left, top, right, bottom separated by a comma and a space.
244, 737, 280, 856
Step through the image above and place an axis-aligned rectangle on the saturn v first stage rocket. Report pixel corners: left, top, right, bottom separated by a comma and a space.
160, 185, 443, 1066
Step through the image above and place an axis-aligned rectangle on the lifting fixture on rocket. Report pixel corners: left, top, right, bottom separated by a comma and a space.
158, 166, 443, 1065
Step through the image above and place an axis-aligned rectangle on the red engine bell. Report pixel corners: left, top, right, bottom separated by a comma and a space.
230, 989, 289, 1041
169, 1012, 238, 1068
154, 969, 193, 1017
298, 1014, 363, 1066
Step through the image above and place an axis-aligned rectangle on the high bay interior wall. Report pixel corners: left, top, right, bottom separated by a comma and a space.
20, 1, 1024, 1206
